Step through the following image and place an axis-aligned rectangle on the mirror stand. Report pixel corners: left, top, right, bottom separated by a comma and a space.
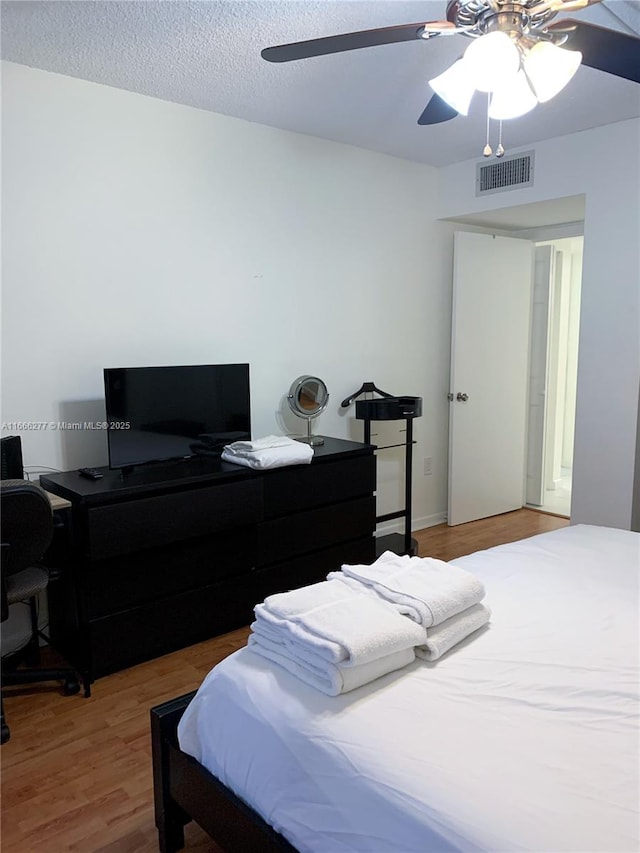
298, 416, 324, 446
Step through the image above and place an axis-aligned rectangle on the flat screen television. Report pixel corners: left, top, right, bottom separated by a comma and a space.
103, 364, 251, 470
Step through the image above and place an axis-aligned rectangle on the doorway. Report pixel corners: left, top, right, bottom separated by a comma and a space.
526, 236, 583, 517
445, 196, 586, 527
448, 231, 534, 526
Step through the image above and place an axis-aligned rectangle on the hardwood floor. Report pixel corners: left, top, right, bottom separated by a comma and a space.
414, 507, 569, 561
1, 508, 567, 853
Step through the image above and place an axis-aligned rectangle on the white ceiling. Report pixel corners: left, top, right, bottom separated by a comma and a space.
1, 0, 639, 169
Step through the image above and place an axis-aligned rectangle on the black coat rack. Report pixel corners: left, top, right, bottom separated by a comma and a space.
342, 383, 423, 557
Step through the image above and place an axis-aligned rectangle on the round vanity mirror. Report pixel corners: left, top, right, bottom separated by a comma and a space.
287, 375, 329, 446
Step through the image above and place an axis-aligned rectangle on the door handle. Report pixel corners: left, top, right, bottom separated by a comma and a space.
456, 392, 469, 402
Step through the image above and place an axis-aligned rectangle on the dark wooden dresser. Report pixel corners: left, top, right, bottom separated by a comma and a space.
40, 437, 376, 690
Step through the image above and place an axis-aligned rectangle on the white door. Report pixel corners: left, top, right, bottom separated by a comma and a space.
525, 245, 553, 505
448, 231, 534, 526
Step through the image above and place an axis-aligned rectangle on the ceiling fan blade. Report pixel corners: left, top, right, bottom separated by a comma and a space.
418, 95, 459, 125
420, 22, 469, 35
547, 19, 640, 83
527, 0, 600, 15
261, 21, 448, 62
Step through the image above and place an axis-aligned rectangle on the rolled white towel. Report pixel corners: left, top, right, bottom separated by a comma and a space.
248, 633, 415, 696
257, 578, 426, 666
221, 441, 313, 469
415, 603, 491, 661
338, 550, 485, 627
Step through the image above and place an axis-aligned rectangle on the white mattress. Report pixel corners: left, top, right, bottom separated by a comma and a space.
178, 524, 640, 852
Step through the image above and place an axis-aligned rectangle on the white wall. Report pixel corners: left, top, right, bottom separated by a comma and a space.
1, 61, 455, 530
5, 62, 635, 532
437, 119, 640, 529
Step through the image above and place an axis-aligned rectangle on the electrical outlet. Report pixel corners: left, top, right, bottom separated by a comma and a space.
423, 457, 433, 476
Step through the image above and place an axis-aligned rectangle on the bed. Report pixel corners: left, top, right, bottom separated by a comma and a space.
151, 524, 639, 852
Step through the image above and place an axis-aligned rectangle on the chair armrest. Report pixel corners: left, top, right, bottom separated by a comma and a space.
1, 543, 9, 622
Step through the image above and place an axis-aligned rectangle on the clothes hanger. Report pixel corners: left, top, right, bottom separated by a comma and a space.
340, 382, 394, 408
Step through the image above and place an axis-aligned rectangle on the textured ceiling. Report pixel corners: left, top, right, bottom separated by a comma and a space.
1, 0, 640, 167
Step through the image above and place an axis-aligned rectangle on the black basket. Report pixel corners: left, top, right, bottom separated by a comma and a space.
355, 396, 422, 421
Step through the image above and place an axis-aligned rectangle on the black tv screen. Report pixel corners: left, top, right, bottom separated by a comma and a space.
103, 364, 251, 470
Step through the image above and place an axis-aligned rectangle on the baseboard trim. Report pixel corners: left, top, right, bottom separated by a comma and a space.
375, 512, 447, 538
412, 513, 447, 531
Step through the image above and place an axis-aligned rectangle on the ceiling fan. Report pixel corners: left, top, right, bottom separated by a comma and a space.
261, 0, 640, 155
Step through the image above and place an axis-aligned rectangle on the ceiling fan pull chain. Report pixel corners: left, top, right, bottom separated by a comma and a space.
496, 121, 505, 158
483, 93, 492, 157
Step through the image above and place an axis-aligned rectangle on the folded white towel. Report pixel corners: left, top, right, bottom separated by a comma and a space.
252, 609, 345, 665
257, 578, 425, 666
224, 435, 296, 454
415, 603, 491, 661
338, 550, 485, 628
252, 619, 416, 677
261, 576, 369, 622
252, 615, 345, 673
252, 604, 400, 672
248, 633, 415, 696
221, 441, 313, 469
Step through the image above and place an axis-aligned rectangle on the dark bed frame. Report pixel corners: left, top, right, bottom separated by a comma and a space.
151, 691, 298, 853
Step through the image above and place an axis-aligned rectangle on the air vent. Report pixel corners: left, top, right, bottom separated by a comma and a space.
476, 151, 534, 196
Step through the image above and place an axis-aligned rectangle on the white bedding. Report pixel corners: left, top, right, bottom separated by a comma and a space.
178, 524, 640, 852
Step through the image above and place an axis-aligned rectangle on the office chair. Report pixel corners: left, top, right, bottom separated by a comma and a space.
1, 479, 80, 744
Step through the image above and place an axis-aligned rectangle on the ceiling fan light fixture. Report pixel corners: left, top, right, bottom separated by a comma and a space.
523, 42, 582, 103
463, 31, 521, 93
429, 59, 476, 115
489, 70, 538, 120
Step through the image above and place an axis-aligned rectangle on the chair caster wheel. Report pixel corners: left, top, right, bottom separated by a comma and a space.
1, 723, 10, 745
63, 679, 81, 696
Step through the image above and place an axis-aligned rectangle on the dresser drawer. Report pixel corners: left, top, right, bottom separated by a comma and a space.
85, 479, 262, 559
257, 496, 375, 566
250, 535, 376, 601
262, 454, 375, 518
88, 573, 257, 677
84, 526, 257, 618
